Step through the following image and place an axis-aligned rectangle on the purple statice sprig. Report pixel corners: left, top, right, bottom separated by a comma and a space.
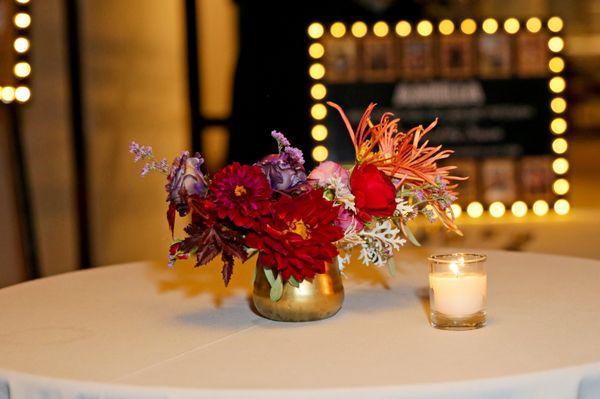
270, 131, 305, 166
271, 130, 290, 151
283, 145, 305, 166
129, 140, 170, 177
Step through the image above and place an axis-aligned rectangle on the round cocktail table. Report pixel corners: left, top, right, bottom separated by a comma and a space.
1, 248, 599, 398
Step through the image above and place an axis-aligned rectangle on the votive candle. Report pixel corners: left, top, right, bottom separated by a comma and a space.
428, 253, 487, 330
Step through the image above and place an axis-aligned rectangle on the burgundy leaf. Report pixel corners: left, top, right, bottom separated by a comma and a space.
221, 253, 234, 286
167, 203, 176, 236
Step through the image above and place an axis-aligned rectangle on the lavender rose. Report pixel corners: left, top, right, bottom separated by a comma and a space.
166, 151, 207, 216
256, 131, 307, 192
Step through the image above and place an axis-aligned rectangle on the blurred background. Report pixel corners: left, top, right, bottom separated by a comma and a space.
1, 0, 599, 287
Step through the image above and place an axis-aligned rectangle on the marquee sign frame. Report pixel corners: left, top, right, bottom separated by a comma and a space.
306, 17, 569, 218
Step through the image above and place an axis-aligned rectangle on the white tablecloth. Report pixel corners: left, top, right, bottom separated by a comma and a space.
1, 248, 600, 399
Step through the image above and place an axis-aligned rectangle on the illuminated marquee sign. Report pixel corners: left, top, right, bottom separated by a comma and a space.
0, 0, 32, 104
307, 17, 569, 218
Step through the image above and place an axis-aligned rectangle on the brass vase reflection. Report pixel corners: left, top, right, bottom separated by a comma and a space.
252, 261, 345, 322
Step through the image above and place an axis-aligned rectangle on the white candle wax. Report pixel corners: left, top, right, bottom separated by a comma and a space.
429, 272, 487, 317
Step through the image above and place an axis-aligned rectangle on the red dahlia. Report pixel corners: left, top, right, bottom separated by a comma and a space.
211, 163, 273, 228
246, 189, 344, 282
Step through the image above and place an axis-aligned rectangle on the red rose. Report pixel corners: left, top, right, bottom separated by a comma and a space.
350, 164, 397, 222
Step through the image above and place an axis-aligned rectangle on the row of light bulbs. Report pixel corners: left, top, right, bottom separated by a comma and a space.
546, 17, 569, 215
452, 198, 570, 219
307, 16, 563, 40
4, 0, 32, 103
0, 86, 31, 103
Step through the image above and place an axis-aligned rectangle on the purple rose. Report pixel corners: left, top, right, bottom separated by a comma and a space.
166, 151, 207, 215
256, 152, 307, 192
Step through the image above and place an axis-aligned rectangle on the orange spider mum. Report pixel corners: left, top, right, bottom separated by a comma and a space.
327, 101, 463, 233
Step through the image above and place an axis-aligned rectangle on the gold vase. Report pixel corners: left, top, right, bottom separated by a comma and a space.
252, 261, 345, 322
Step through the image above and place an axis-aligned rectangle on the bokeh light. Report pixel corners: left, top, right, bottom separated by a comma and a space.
482, 18, 498, 34
351, 21, 368, 38
511, 201, 528, 217
489, 202, 506, 218
467, 202, 484, 218
460, 19, 477, 35
395, 21, 411, 37
532, 200, 549, 216
312, 146, 329, 162
307, 22, 324, 39
311, 125, 328, 141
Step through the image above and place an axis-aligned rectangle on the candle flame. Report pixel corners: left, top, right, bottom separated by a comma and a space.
449, 261, 460, 276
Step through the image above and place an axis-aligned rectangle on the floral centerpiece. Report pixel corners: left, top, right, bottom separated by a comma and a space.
130, 102, 461, 321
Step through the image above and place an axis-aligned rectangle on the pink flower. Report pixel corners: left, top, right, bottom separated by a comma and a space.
335, 207, 364, 232
308, 161, 349, 187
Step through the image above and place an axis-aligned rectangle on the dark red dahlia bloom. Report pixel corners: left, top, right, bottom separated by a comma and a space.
246, 189, 344, 282
210, 163, 273, 228
350, 163, 397, 222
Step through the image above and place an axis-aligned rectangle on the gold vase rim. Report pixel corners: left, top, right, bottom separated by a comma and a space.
428, 253, 487, 264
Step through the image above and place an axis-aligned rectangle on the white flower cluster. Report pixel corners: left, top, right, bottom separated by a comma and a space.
327, 176, 356, 212
357, 220, 406, 267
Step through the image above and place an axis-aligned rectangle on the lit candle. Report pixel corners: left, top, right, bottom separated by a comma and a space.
428, 253, 487, 330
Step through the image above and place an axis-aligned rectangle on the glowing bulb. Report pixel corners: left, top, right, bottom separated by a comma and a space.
489, 201, 506, 218
310, 103, 327, 120
460, 19, 477, 34
308, 43, 324, 59
467, 201, 484, 218
532, 200, 549, 216
553, 178, 570, 195
396, 21, 412, 37
309, 63, 325, 80
551, 97, 567, 113
549, 77, 566, 93
310, 83, 326, 100
511, 201, 528, 217
551, 117, 567, 134
373, 21, 389, 37
311, 125, 328, 141
416, 20, 433, 36
548, 56, 565, 73
330, 22, 346, 38
16, 0, 30, 3
450, 203, 462, 218
438, 19, 454, 35
548, 37, 564, 52
554, 199, 570, 215
1, 86, 16, 103
14, 13, 31, 29
15, 86, 31, 102
395, 21, 411, 37
307, 22, 324, 39
547, 16, 564, 33
14, 37, 30, 53
526, 17, 542, 33
552, 158, 569, 174
504, 18, 520, 34
552, 138, 568, 154
482, 18, 499, 34
14, 62, 31, 78
312, 145, 329, 162
351, 21, 368, 38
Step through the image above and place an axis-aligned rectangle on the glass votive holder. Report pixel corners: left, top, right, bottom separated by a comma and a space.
428, 253, 487, 330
